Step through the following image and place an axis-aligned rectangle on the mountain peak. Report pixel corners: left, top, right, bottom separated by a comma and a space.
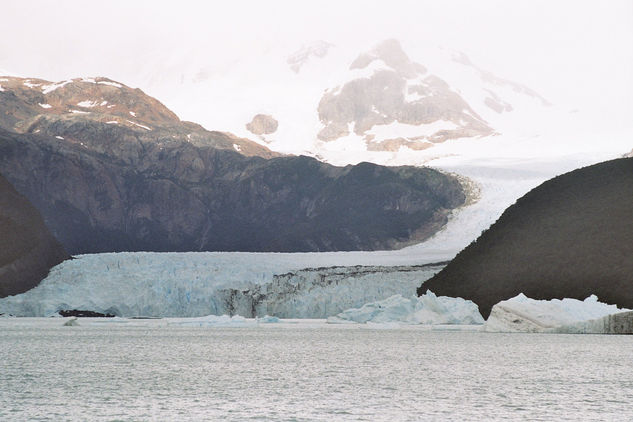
0, 76, 277, 158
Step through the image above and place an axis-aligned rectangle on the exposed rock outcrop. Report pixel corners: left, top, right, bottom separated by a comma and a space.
246, 114, 278, 135
0, 174, 68, 297
0, 77, 466, 253
419, 157, 633, 319
0, 76, 277, 158
317, 39, 493, 151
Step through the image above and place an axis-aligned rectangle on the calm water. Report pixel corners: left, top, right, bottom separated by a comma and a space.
1, 319, 633, 421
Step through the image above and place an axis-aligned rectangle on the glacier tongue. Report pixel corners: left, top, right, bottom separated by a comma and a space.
327, 291, 484, 325
0, 252, 444, 318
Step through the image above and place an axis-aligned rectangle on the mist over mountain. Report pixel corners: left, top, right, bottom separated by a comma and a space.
420, 157, 633, 318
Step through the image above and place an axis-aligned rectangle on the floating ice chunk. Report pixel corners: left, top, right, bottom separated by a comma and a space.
328, 291, 484, 325
39, 103, 52, 108
63, 317, 79, 327
484, 294, 630, 333
169, 314, 254, 327
258, 315, 279, 323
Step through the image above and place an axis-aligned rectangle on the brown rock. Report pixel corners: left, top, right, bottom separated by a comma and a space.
246, 114, 278, 135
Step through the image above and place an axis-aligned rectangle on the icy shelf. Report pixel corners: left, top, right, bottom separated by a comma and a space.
327, 291, 484, 325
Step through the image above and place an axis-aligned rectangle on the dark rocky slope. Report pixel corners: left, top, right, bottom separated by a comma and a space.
0, 77, 466, 253
0, 174, 68, 297
419, 157, 633, 318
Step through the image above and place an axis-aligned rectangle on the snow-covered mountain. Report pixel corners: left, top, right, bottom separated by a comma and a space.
130, 38, 559, 164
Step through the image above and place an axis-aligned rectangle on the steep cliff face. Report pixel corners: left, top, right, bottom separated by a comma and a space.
420, 158, 633, 318
0, 174, 68, 298
0, 77, 466, 253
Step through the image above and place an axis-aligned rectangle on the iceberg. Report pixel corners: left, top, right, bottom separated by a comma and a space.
168, 315, 253, 327
327, 291, 484, 325
484, 293, 631, 333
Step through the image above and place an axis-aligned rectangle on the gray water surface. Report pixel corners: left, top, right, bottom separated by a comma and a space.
1, 319, 632, 421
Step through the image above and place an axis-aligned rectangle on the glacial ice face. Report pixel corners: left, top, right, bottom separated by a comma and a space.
484, 293, 630, 333
327, 291, 484, 325
0, 252, 444, 318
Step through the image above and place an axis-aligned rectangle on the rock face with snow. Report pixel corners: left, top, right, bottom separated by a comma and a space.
328, 291, 484, 325
0, 77, 466, 253
0, 252, 445, 317
420, 157, 633, 318
483, 294, 630, 333
0, 76, 275, 158
0, 174, 67, 298
317, 39, 493, 151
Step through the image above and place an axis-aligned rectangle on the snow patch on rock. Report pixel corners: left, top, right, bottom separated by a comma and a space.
77, 100, 99, 108
42, 79, 72, 94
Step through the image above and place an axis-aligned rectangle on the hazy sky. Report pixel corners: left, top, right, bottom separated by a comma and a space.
1, 0, 632, 118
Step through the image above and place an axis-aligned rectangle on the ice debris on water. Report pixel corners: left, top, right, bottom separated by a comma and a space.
327, 291, 484, 325
484, 293, 631, 333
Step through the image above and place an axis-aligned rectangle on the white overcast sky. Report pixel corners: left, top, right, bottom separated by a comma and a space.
1, 0, 632, 119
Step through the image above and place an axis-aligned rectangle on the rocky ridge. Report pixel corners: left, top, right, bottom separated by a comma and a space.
0, 76, 466, 254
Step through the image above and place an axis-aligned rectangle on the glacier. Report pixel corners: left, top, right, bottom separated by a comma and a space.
484, 294, 631, 333
0, 252, 444, 318
327, 291, 484, 325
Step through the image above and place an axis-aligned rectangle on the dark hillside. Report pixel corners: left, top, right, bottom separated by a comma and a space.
420, 157, 633, 318
0, 174, 68, 297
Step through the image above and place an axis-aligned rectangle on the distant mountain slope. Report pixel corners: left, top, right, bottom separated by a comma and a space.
0, 76, 277, 158
0, 77, 466, 254
419, 158, 633, 318
0, 174, 68, 298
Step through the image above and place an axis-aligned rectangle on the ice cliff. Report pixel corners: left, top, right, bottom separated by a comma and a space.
0, 252, 444, 318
